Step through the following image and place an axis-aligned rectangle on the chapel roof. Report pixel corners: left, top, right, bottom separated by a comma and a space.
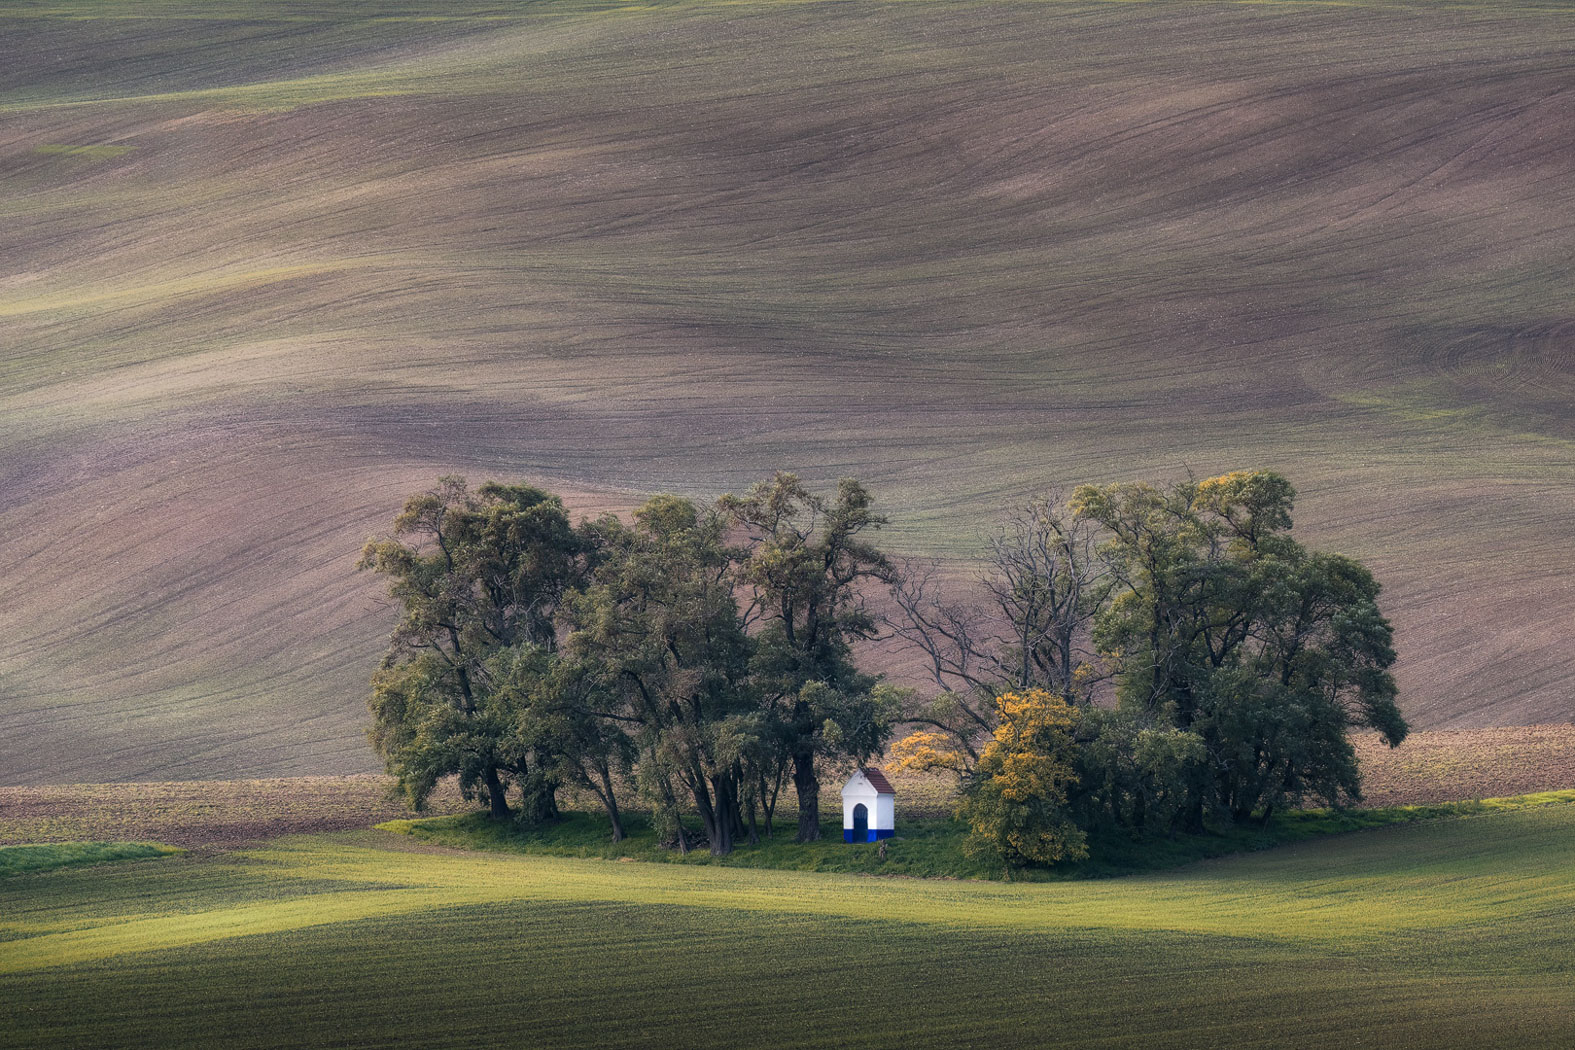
859, 767, 895, 794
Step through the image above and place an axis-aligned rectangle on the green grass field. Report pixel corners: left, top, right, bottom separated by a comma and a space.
378, 791, 1575, 880
2, 0, 1573, 782
4, 798, 1574, 1048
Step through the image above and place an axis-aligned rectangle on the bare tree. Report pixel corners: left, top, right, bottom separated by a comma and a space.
888, 493, 1106, 697
885, 557, 1001, 695
884, 493, 1109, 774
981, 494, 1107, 695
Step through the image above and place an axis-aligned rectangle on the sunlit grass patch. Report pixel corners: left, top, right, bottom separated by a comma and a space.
383, 811, 1010, 878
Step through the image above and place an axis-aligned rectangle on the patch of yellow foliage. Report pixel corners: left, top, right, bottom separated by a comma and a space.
889, 730, 969, 775
988, 690, 1080, 805
963, 689, 1088, 866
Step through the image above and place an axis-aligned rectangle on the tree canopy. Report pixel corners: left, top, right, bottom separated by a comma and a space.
564, 495, 760, 855
957, 689, 1087, 866
721, 473, 896, 841
1073, 470, 1405, 827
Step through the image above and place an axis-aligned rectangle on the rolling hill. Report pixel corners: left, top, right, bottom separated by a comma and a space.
2, 0, 1573, 783
6, 799, 1575, 1047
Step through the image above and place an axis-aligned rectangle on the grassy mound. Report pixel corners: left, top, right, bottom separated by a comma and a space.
379, 790, 1575, 880
0, 841, 182, 877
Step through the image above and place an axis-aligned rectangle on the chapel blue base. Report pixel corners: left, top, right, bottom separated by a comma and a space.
843, 828, 895, 843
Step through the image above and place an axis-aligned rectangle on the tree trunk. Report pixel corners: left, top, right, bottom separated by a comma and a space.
709, 818, 733, 856
686, 770, 736, 857
744, 792, 760, 845
760, 765, 783, 838
696, 795, 733, 856
597, 766, 625, 843
793, 750, 820, 843
519, 778, 560, 826
484, 767, 511, 820
707, 775, 738, 856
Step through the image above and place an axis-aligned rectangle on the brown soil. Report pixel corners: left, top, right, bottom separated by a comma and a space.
0, 775, 467, 852
1351, 723, 1575, 807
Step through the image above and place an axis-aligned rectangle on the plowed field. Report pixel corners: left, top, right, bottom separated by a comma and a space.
3, 0, 1572, 782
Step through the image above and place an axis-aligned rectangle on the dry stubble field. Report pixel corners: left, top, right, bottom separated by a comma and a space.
1, 0, 1573, 784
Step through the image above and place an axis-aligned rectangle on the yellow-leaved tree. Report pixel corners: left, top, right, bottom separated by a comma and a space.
958, 689, 1087, 867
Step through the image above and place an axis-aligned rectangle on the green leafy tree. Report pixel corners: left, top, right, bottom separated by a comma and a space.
360, 478, 586, 820
721, 473, 896, 842
1198, 545, 1405, 821
1068, 709, 1206, 833
1071, 470, 1406, 827
488, 644, 636, 840
566, 495, 759, 855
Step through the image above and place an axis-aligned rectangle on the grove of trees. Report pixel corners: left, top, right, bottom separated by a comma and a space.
361, 473, 901, 855
362, 469, 1407, 862
891, 470, 1407, 856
